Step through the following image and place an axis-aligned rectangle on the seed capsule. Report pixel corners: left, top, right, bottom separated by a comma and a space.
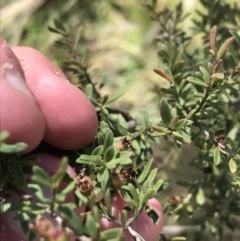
75, 173, 93, 197
116, 137, 132, 151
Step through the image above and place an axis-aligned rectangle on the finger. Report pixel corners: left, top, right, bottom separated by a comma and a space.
100, 194, 164, 241
11, 47, 98, 150
0, 37, 45, 153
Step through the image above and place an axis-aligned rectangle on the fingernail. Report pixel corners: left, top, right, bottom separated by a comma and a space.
3, 62, 35, 99
0, 38, 35, 99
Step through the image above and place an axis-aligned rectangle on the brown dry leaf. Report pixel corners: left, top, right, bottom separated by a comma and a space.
153, 68, 172, 84
210, 25, 217, 54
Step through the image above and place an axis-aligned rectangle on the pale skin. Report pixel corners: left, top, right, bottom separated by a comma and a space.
0, 37, 164, 241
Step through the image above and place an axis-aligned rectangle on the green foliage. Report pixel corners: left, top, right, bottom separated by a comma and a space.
1, 0, 240, 241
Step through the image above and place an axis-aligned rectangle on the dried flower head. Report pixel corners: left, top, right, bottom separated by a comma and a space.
74, 171, 93, 197
169, 196, 181, 206
29, 215, 66, 240
116, 137, 132, 151
111, 167, 138, 189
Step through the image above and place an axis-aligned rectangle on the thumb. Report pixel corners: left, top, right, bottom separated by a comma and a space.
0, 37, 45, 153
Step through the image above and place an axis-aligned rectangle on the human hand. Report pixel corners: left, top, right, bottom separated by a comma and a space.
0, 37, 164, 241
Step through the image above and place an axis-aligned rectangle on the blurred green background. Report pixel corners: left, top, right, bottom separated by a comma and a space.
1, 0, 239, 240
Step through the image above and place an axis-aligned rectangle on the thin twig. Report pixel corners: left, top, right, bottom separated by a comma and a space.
66, 37, 101, 99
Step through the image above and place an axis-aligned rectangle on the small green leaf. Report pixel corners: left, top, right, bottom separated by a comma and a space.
140, 188, 155, 204
104, 145, 115, 162
51, 157, 68, 188
53, 18, 68, 35
171, 237, 187, 241
56, 182, 75, 202
0, 142, 28, 153
75, 190, 88, 204
160, 98, 173, 125
101, 107, 109, 116
86, 214, 99, 239
99, 75, 108, 89
118, 114, 128, 129
180, 83, 192, 97
120, 209, 128, 228
32, 166, 52, 189
194, 92, 205, 98
195, 71, 206, 83
196, 188, 205, 206
1, 201, 26, 212
106, 90, 125, 104
102, 95, 109, 105
229, 158, 237, 174
158, 181, 169, 191
213, 148, 221, 165
28, 183, 51, 203
77, 155, 104, 166
186, 204, 193, 215
175, 119, 192, 130
172, 131, 191, 144
62, 202, 77, 211
160, 87, 175, 95
97, 167, 109, 191
106, 157, 132, 169
216, 36, 235, 61
137, 159, 153, 184
91, 205, 101, 223
199, 66, 210, 83
127, 183, 139, 203
186, 76, 207, 87
229, 30, 240, 45
89, 97, 99, 106
104, 188, 112, 216
92, 145, 104, 155
82, 49, 90, 66
152, 179, 164, 193
103, 130, 114, 152
85, 84, 93, 98
124, 197, 139, 208
0, 131, 10, 142
100, 228, 123, 239
146, 168, 158, 184
185, 109, 196, 119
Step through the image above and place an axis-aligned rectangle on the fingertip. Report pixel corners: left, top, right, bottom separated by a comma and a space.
12, 47, 98, 150
0, 37, 25, 78
0, 86, 45, 153
11, 46, 67, 81
0, 38, 45, 153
